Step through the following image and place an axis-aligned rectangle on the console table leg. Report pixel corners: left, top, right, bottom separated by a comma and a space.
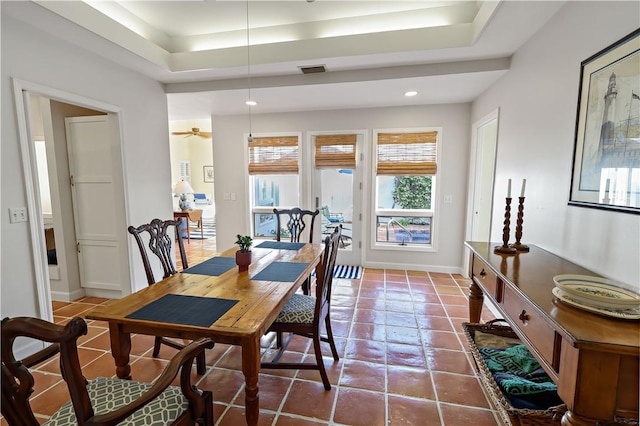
561, 410, 600, 426
469, 281, 484, 323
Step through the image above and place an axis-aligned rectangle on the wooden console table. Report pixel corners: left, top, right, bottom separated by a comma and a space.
465, 242, 639, 425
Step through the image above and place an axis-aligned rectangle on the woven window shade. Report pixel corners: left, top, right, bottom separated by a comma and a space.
376, 131, 437, 175
248, 136, 299, 174
315, 134, 357, 168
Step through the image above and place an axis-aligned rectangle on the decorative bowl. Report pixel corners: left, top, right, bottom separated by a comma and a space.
553, 274, 640, 310
552, 287, 640, 319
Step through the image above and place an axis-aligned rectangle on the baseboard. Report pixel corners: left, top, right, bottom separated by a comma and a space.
83, 288, 123, 299
362, 261, 464, 275
50, 288, 85, 303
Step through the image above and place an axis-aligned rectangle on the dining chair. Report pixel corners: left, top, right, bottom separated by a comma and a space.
273, 207, 320, 243
261, 225, 342, 390
127, 218, 207, 374
273, 207, 320, 295
1, 316, 214, 426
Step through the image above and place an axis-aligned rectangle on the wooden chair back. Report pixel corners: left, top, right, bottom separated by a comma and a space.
1, 316, 214, 425
127, 218, 207, 375
316, 224, 342, 321
128, 218, 188, 286
260, 224, 342, 389
273, 208, 320, 243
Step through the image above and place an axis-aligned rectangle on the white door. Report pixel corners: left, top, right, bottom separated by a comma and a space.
65, 116, 122, 291
311, 132, 363, 266
470, 110, 499, 241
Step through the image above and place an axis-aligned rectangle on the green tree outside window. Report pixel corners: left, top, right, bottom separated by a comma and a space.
392, 176, 432, 210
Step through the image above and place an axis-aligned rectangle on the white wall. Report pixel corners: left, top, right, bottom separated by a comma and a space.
472, 1, 640, 288
1, 8, 174, 324
212, 103, 471, 273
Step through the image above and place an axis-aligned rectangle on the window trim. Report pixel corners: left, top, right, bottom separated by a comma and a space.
371, 127, 441, 251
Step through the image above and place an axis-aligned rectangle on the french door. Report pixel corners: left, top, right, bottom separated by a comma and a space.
311, 131, 364, 266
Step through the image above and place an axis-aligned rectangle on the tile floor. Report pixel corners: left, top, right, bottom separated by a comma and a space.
2, 238, 503, 426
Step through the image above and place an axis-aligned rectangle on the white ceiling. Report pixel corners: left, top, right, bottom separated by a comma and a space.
7, 1, 566, 118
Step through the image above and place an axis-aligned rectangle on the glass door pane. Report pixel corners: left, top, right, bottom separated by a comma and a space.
317, 168, 359, 264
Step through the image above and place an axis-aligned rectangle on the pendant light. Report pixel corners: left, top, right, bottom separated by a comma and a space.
246, 0, 254, 142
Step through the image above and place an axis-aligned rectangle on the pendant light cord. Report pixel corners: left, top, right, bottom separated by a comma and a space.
246, 0, 253, 140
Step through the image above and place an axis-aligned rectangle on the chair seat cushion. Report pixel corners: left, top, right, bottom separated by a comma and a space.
275, 293, 316, 324
43, 377, 188, 426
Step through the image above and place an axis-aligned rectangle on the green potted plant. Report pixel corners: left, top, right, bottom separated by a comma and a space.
235, 234, 253, 271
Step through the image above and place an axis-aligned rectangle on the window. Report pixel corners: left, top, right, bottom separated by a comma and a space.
248, 135, 300, 238
374, 129, 439, 247
178, 160, 191, 183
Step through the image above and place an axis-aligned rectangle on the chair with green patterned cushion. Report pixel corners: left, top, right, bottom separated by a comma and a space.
260, 225, 342, 390
1, 316, 214, 426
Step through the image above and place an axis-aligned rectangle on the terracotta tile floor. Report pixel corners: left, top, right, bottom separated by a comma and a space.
2, 239, 504, 426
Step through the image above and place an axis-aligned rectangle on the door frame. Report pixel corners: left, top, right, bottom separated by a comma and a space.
307, 129, 366, 266
464, 108, 500, 276
12, 78, 130, 321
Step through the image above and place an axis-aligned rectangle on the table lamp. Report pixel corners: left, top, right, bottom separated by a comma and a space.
173, 180, 195, 211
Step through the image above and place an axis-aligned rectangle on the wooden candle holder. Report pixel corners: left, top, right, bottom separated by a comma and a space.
509, 196, 529, 252
494, 197, 517, 255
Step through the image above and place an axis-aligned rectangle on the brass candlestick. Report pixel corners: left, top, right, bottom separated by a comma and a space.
510, 196, 529, 252
495, 197, 517, 255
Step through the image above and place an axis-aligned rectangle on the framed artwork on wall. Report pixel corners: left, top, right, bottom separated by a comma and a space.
203, 165, 214, 183
569, 29, 640, 214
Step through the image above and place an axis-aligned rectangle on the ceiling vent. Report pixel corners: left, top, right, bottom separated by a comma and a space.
299, 65, 326, 74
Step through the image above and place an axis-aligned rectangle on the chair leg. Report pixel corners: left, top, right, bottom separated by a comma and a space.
153, 336, 162, 357
324, 316, 340, 360
313, 334, 331, 390
302, 277, 310, 295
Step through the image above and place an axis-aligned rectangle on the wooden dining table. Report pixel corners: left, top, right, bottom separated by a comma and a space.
86, 241, 324, 426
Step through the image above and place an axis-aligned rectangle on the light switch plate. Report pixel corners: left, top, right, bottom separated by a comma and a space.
9, 207, 28, 223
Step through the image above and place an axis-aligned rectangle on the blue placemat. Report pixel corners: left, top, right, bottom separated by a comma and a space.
126, 294, 238, 327
251, 262, 310, 282
256, 241, 305, 250
182, 256, 236, 276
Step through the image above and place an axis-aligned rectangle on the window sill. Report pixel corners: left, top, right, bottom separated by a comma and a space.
371, 242, 436, 253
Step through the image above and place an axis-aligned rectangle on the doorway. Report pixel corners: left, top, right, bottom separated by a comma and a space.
310, 131, 364, 266
464, 108, 499, 274
168, 119, 216, 248
13, 79, 130, 321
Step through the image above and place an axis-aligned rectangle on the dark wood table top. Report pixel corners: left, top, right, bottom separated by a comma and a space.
466, 241, 639, 353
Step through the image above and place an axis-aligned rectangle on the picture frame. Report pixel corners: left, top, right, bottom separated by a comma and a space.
203, 165, 214, 183
569, 29, 640, 214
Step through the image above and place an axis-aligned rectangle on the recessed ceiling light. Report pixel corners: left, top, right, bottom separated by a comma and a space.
246, 100, 257, 106
404, 91, 418, 97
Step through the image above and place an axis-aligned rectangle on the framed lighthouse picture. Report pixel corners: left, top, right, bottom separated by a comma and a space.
569, 29, 640, 214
